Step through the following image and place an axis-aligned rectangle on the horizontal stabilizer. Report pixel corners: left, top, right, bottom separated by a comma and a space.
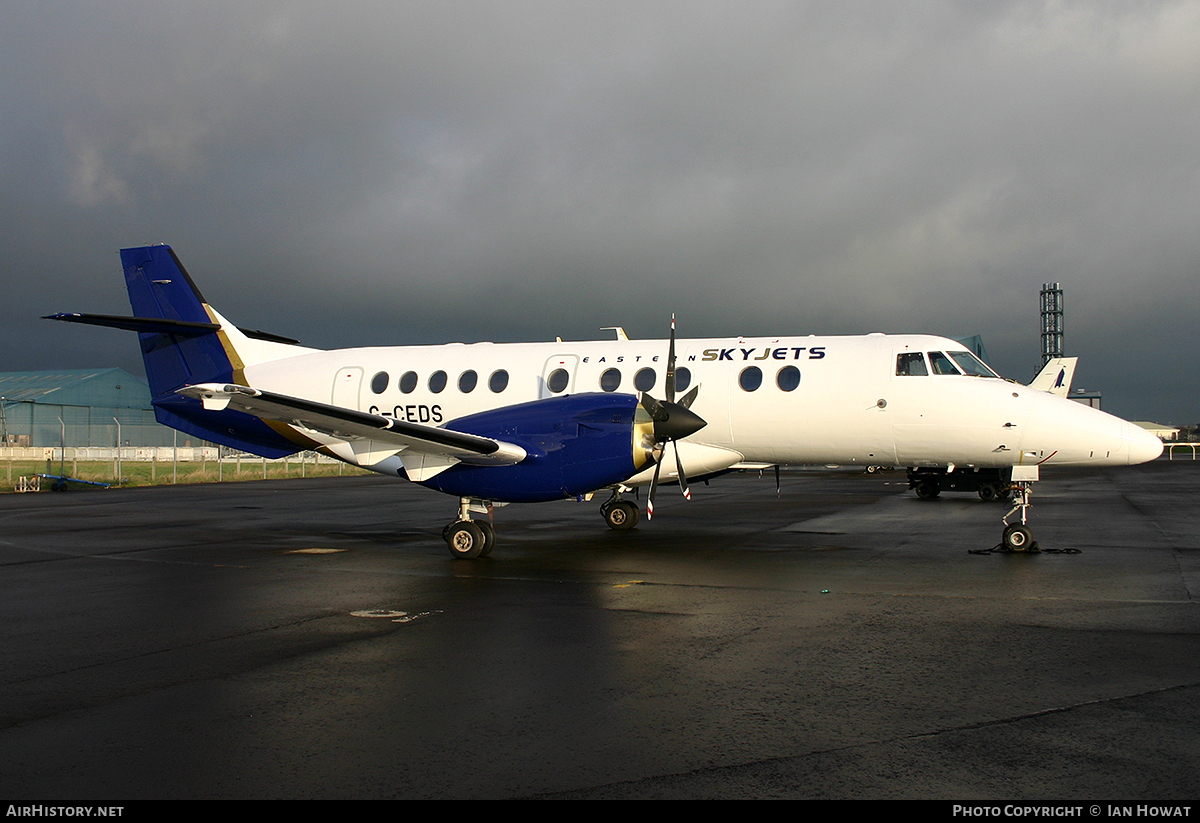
44, 312, 219, 337
44, 312, 301, 346
236, 327, 302, 345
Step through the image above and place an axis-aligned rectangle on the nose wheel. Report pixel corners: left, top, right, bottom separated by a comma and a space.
1001, 522, 1034, 551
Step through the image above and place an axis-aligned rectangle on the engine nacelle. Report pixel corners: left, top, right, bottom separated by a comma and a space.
418, 393, 655, 502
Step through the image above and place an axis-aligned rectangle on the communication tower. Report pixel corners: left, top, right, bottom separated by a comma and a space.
1040, 282, 1064, 365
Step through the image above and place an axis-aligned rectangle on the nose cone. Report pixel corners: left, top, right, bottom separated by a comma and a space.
1126, 422, 1164, 464
1024, 392, 1163, 466
651, 400, 707, 441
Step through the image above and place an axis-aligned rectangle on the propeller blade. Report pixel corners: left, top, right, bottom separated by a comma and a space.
665, 314, 677, 404
643, 314, 705, 519
676, 385, 700, 410
673, 440, 691, 500
647, 451, 664, 520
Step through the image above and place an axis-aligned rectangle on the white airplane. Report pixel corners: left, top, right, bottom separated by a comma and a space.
47, 244, 1163, 557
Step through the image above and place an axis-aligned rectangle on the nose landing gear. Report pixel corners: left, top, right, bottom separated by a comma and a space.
999, 466, 1039, 552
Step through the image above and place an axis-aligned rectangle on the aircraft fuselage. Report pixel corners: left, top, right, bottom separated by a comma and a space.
244, 331, 1162, 482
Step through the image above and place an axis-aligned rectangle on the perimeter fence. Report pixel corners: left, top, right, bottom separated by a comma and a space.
2, 446, 367, 492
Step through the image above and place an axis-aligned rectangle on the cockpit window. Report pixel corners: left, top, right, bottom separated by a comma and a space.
928, 352, 961, 375
896, 352, 928, 376
947, 350, 1000, 378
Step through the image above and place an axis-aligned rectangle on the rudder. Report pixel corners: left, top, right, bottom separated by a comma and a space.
121, 245, 237, 398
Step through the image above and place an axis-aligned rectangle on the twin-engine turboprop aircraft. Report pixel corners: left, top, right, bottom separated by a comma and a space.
47, 244, 1163, 557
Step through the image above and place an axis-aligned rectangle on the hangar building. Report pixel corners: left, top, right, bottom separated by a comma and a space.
0, 369, 188, 448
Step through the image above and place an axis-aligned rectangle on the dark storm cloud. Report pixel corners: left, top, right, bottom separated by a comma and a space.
2, 1, 1197, 421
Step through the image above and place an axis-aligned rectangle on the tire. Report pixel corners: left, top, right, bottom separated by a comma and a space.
604, 500, 640, 530
914, 481, 940, 499
1002, 524, 1034, 552
446, 521, 486, 559
978, 484, 998, 502
477, 521, 496, 557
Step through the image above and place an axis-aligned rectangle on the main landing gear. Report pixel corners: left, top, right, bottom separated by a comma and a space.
600, 489, 640, 531
443, 497, 496, 559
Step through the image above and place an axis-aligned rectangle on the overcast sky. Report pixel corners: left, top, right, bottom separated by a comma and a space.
2, 1, 1197, 423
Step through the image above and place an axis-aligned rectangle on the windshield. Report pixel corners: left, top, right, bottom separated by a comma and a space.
947, 350, 1001, 378
928, 351, 961, 375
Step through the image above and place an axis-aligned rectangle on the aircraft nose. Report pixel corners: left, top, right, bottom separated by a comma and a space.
1126, 422, 1164, 464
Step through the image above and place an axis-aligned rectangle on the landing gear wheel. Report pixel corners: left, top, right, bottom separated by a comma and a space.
445, 521, 486, 559
477, 521, 496, 557
915, 481, 940, 499
603, 500, 640, 530
1002, 523, 1034, 552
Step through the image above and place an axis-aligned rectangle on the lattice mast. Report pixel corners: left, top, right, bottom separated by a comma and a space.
1040, 282, 1064, 366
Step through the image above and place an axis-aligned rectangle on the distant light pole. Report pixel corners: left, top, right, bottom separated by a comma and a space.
113, 417, 121, 483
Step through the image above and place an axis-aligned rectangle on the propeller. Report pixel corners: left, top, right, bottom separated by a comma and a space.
641, 315, 706, 520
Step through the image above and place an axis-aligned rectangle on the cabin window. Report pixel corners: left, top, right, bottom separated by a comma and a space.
600, 368, 621, 392
458, 370, 478, 393
739, 366, 762, 392
370, 371, 389, 394
928, 352, 961, 375
429, 370, 447, 393
399, 371, 418, 393
634, 368, 656, 392
547, 368, 569, 393
489, 369, 509, 393
776, 365, 801, 392
896, 353, 928, 376
673, 367, 692, 393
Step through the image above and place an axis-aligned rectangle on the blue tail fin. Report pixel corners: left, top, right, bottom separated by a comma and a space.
121, 245, 236, 397
118, 245, 300, 457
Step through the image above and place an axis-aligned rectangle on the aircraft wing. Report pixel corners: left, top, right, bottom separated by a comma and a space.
176, 383, 527, 465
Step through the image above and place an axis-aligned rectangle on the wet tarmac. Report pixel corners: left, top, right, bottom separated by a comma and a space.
1, 461, 1197, 799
